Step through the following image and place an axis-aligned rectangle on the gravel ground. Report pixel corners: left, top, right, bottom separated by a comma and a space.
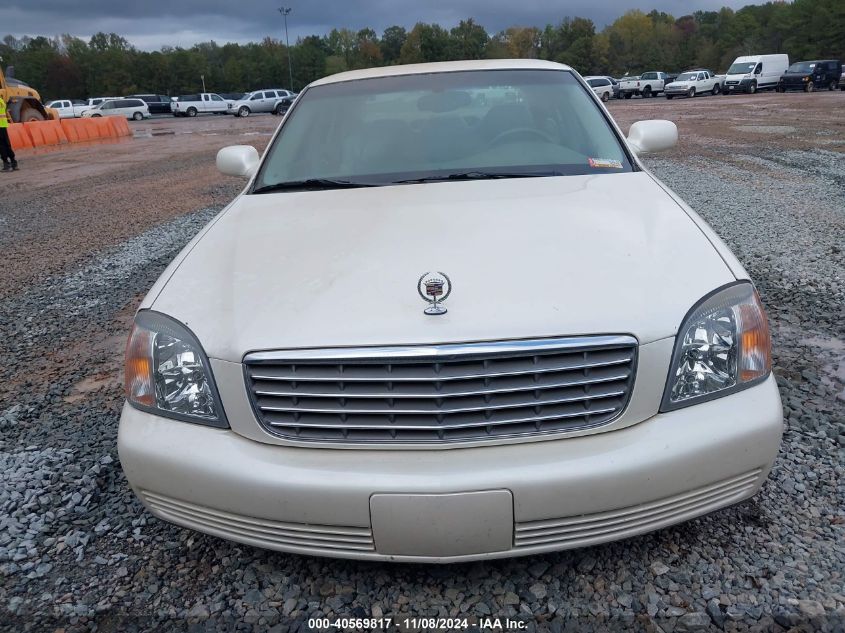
0, 98, 843, 632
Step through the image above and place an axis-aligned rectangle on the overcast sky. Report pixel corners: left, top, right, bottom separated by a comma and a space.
3, 0, 750, 50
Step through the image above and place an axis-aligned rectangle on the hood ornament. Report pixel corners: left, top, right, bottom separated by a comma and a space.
418, 272, 452, 315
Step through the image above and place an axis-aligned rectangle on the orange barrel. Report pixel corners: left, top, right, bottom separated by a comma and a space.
92, 116, 117, 138
78, 118, 102, 139
108, 117, 132, 137
61, 119, 82, 142
7, 123, 34, 150
24, 120, 67, 146
23, 121, 49, 147
78, 119, 99, 140
44, 119, 69, 144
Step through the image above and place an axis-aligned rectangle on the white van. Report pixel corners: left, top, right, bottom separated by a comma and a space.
82, 98, 150, 120
723, 54, 789, 94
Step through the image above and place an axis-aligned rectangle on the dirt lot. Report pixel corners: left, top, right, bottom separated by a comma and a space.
1, 91, 843, 632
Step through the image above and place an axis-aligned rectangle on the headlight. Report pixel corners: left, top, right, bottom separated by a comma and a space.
125, 310, 228, 427
661, 282, 771, 412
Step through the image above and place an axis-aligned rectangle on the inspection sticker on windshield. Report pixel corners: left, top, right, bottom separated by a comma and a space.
588, 158, 623, 169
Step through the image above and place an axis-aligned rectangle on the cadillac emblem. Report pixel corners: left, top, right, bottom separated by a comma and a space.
417, 272, 452, 315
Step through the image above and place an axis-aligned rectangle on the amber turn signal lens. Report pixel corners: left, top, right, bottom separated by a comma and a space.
738, 291, 772, 383
125, 324, 155, 407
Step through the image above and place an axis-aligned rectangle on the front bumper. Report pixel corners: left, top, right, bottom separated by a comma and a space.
724, 79, 755, 93
118, 375, 783, 562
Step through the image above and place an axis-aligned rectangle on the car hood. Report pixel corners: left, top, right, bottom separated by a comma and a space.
151, 173, 735, 361
666, 81, 693, 87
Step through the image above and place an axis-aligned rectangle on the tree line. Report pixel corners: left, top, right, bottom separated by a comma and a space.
2, 0, 842, 100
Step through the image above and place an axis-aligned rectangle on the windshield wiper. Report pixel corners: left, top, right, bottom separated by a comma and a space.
394, 171, 561, 184
252, 179, 380, 194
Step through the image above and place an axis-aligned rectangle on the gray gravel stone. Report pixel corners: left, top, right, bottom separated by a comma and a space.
0, 131, 842, 633
650, 561, 670, 576
676, 611, 711, 631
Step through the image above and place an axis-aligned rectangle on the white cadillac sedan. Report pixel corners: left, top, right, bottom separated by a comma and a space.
119, 60, 783, 562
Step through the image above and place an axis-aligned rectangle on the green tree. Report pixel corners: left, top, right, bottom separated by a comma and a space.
380, 26, 407, 64
4, 0, 844, 97
399, 23, 451, 64
450, 19, 488, 59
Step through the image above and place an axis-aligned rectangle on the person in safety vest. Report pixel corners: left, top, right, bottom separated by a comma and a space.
0, 95, 18, 171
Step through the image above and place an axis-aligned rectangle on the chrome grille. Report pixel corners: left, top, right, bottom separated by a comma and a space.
244, 335, 637, 444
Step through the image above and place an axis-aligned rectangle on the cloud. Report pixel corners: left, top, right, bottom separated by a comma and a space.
2, 0, 750, 50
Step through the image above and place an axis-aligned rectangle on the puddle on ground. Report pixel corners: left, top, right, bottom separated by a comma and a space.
64, 374, 118, 403
17, 136, 134, 154
733, 125, 796, 134
801, 336, 845, 352
801, 336, 845, 401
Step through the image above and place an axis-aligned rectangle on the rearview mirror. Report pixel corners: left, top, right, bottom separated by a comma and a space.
216, 145, 260, 178
626, 120, 678, 155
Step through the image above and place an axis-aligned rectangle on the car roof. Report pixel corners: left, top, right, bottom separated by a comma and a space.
310, 59, 572, 87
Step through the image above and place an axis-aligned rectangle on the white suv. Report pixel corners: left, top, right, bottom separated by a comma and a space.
232, 89, 296, 117
584, 76, 614, 102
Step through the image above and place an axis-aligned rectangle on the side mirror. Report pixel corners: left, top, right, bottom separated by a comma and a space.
626, 120, 678, 155
216, 145, 260, 178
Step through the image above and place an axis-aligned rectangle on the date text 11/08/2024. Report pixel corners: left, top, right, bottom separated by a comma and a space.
308, 617, 528, 630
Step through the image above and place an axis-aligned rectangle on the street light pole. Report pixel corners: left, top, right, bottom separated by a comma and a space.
278, 7, 294, 91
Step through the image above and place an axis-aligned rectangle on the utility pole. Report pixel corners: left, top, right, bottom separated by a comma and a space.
278, 7, 294, 91
201, 74, 206, 92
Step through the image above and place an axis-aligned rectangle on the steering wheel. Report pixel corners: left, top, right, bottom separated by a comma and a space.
488, 127, 555, 147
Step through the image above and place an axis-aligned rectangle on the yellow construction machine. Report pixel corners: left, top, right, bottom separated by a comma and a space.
0, 63, 58, 122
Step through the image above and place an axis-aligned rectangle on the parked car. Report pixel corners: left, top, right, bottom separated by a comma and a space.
119, 59, 782, 563
664, 70, 724, 98
617, 75, 640, 98
232, 89, 297, 117
584, 76, 614, 102
171, 93, 231, 117
86, 97, 120, 107
220, 92, 248, 108
127, 94, 173, 115
46, 99, 87, 118
723, 54, 789, 94
221, 92, 248, 102
777, 60, 841, 92
82, 98, 150, 120
841, 64, 845, 90
619, 72, 670, 98
604, 76, 620, 98
79, 97, 120, 115
271, 95, 296, 116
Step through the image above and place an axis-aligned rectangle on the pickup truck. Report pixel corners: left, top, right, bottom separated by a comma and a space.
618, 72, 671, 98
171, 93, 232, 117
46, 99, 88, 118
664, 70, 724, 98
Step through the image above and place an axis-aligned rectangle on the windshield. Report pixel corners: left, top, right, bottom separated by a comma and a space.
254, 69, 632, 190
728, 62, 756, 75
675, 72, 698, 81
787, 62, 815, 73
